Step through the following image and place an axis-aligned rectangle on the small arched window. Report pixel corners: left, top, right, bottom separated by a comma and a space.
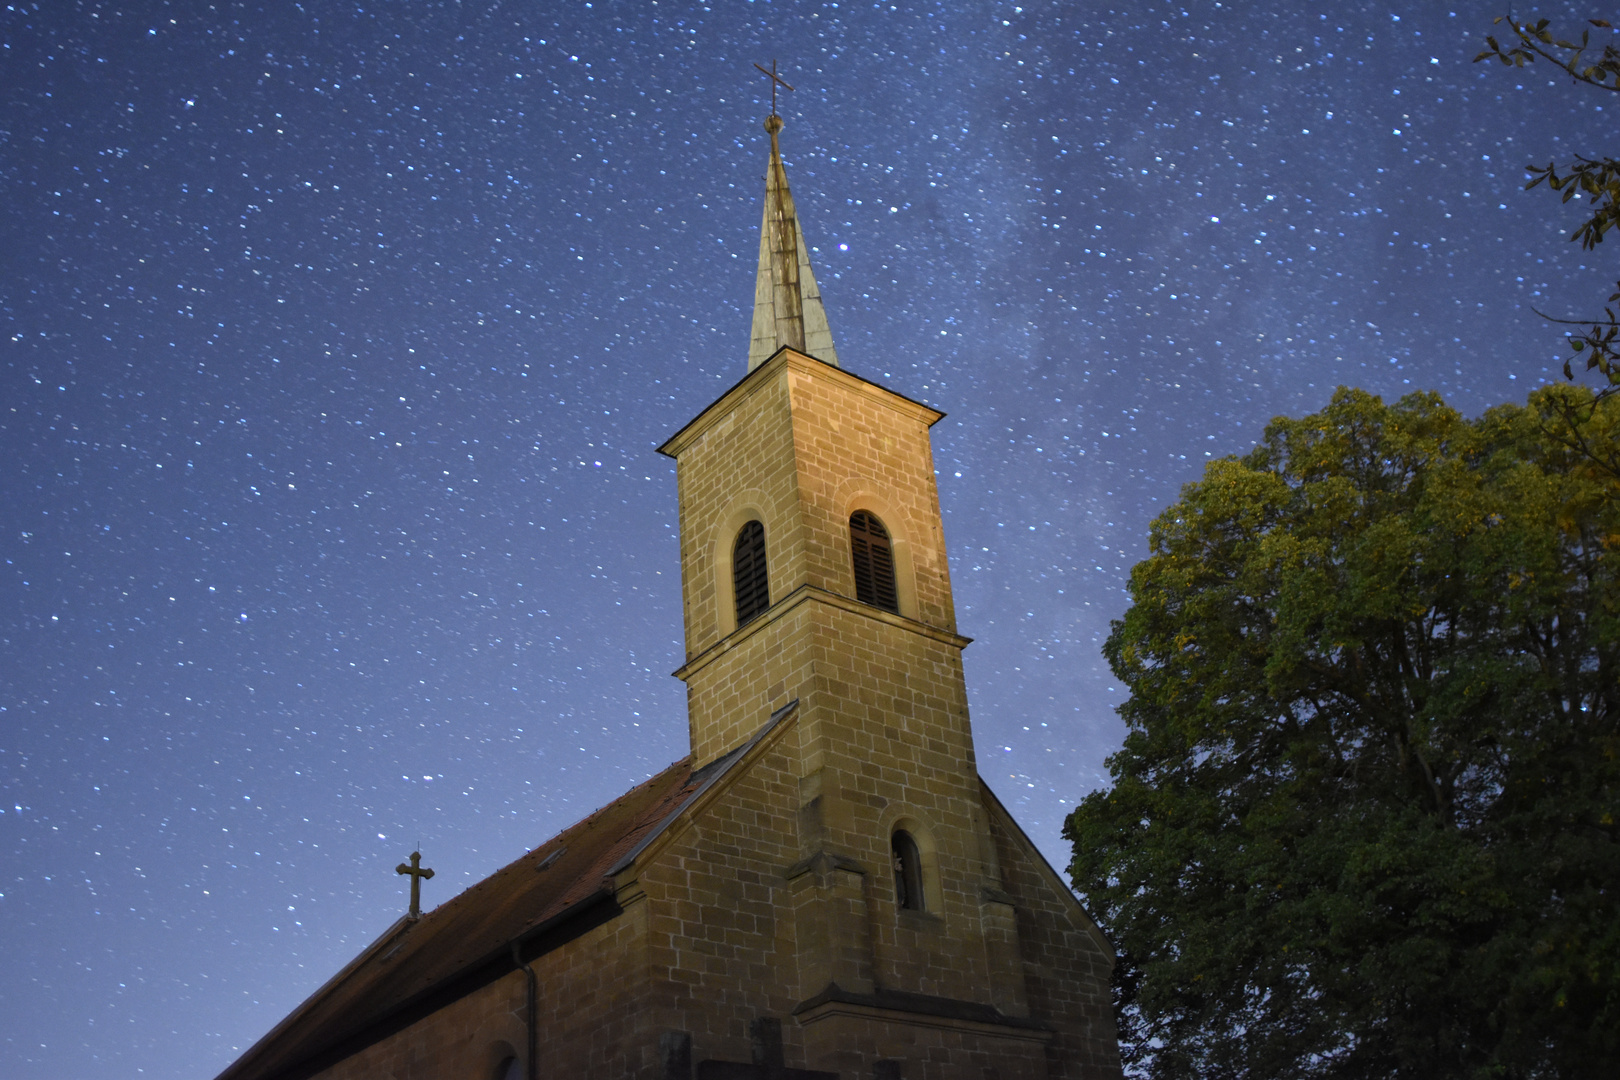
892, 830, 925, 911
850, 511, 899, 613
733, 520, 770, 627
493, 1056, 522, 1080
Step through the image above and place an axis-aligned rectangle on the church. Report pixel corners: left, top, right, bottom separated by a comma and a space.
216, 108, 1124, 1080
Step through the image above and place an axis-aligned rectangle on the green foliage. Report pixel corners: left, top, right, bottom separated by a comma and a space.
1477, 16, 1620, 391
1066, 387, 1620, 1079
1476, 17, 1620, 89
1524, 156, 1620, 253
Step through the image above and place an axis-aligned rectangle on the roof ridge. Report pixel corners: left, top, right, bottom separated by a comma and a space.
407, 757, 695, 927
608, 699, 799, 876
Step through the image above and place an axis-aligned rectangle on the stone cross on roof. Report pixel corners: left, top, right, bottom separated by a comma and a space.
395, 850, 434, 920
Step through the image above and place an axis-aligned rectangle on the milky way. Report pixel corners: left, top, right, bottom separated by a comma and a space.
0, 2, 1609, 1076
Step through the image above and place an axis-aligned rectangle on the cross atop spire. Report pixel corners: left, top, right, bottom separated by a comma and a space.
747, 65, 839, 372
752, 60, 795, 118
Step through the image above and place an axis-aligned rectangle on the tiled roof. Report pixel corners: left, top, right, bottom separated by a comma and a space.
216, 758, 696, 1080
217, 701, 797, 1080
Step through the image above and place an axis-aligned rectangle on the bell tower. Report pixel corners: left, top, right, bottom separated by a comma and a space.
657, 111, 1036, 1036
208, 85, 1121, 1080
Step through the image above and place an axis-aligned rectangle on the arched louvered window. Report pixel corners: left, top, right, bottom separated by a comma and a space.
849, 511, 899, 613
733, 520, 770, 627
892, 830, 925, 911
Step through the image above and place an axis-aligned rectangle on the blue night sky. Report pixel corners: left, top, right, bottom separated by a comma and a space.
1, 2, 1610, 1076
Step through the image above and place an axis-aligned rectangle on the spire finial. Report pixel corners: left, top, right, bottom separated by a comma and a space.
753, 59, 795, 119
746, 63, 840, 372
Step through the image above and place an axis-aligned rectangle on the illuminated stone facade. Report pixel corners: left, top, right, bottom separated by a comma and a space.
218, 119, 1122, 1080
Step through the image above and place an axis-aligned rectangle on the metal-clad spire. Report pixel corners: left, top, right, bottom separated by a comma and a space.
748, 113, 839, 371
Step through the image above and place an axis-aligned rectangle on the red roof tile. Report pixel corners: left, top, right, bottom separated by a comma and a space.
217, 757, 697, 1080
217, 701, 798, 1080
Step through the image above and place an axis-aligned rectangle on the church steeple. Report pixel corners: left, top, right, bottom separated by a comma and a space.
748, 113, 840, 371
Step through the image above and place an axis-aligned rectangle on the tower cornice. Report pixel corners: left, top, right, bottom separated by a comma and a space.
657, 347, 943, 460
669, 582, 972, 683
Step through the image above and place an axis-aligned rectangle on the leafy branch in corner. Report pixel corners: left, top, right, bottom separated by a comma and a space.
1476, 16, 1620, 90
1477, 16, 1620, 393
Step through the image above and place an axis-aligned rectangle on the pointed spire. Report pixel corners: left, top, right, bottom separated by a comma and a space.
748, 114, 839, 372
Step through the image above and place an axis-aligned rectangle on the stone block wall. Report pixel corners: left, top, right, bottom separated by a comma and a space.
670, 361, 804, 659
313, 903, 652, 1080
983, 790, 1123, 1080
681, 594, 816, 769
780, 359, 956, 634
667, 351, 958, 674
794, 606, 998, 1006
640, 730, 811, 1070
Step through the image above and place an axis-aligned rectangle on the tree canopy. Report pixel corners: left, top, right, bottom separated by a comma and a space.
1065, 386, 1620, 1079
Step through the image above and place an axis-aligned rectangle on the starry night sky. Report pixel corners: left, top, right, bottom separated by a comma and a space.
1, 2, 1610, 1076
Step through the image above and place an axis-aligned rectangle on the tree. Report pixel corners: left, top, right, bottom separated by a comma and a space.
1478, 16, 1620, 393
1065, 387, 1620, 1079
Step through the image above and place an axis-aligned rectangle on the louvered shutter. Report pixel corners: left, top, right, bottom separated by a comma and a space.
733, 520, 770, 627
849, 511, 899, 613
